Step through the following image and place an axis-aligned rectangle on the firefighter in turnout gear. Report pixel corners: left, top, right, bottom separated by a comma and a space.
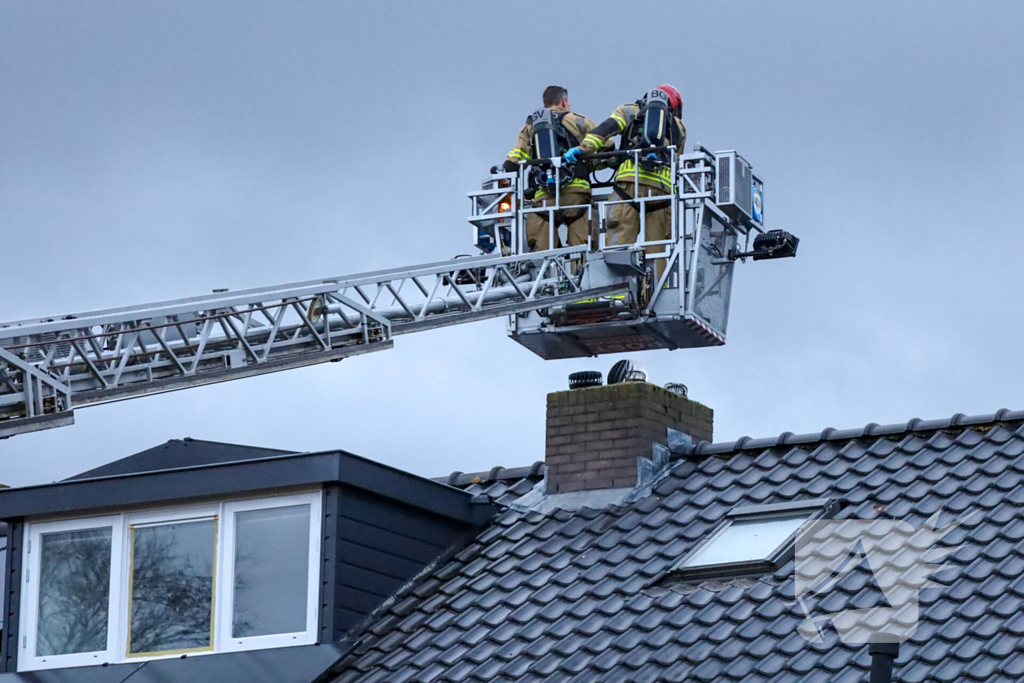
568, 85, 686, 281
504, 86, 610, 252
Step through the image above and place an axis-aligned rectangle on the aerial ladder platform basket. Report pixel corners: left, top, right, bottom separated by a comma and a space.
469, 145, 794, 358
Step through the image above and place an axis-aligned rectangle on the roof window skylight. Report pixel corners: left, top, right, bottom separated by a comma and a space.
683, 514, 811, 568
669, 498, 836, 581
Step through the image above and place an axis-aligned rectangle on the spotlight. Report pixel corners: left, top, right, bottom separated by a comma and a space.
729, 230, 800, 261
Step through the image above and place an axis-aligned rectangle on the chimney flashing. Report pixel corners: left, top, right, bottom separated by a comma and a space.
517, 437, 684, 514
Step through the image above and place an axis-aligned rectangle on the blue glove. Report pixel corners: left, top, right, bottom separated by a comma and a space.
646, 152, 659, 161
563, 147, 582, 164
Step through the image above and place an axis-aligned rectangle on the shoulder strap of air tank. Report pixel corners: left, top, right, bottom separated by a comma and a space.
559, 113, 582, 147
671, 116, 683, 146
548, 111, 577, 148
624, 103, 638, 129
620, 103, 640, 147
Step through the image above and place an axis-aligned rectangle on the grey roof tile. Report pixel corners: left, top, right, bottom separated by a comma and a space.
721, 656, 758, 680
1000, 652, 1024, 676
627, 662, 666, 683
964, 655, 1000, 681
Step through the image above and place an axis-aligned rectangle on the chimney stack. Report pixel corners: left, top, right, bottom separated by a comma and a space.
545, 381, 713, 494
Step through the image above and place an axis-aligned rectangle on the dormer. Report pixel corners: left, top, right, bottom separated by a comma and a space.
0, 439, 496, 677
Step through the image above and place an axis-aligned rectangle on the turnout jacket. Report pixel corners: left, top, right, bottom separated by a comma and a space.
505, 105, 609, 197
579, 103, 687, 191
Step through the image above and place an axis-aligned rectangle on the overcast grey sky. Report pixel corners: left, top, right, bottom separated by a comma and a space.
2, 1, 1023, 487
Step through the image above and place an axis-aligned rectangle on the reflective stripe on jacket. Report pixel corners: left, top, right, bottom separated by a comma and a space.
580, 103, 687, 191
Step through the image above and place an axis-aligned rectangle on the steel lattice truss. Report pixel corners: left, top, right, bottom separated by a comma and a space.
0, 247, 624, 438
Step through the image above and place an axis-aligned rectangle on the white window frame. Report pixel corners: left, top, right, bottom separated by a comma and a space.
681, 511, 813, 569
218, 493, 321, 653
121, 504, 221, 660
668, 498, 837, 581
20, 515, 124, 671
19, 491, 322, 672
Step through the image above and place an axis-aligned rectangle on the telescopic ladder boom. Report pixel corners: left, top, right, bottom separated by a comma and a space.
0, 247, 626, 438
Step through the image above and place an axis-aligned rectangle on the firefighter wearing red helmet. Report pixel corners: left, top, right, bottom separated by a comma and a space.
567, 85, 686, 279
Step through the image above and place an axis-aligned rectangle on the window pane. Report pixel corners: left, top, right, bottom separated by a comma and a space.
685, 515, 809, 567
232, 505, 311, 638
36, 527, 112, 657
128, 519, 216, 655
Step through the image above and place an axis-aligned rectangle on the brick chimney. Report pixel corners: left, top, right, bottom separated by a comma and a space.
545, 382, 713, 494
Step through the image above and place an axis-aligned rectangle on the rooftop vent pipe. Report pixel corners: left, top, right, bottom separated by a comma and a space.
868, 642, 899, 683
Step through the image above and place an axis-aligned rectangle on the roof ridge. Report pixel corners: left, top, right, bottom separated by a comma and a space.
680, 408, 1024, 458
176, 437, 297, 453
436, 461, 546, 487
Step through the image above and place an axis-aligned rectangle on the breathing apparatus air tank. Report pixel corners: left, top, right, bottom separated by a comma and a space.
529, 108, 575, 190
638, 89, 671, 148
622, 89, 673, 168
531, 108, 561, 161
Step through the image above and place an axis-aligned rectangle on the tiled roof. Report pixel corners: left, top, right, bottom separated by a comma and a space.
435, 462, 546, 506
334, 410, 1024, 682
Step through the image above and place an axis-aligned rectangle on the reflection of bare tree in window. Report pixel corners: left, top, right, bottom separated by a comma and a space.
37, 528, 112, 657
232, 545, 255, 638
129, 520, 216, 655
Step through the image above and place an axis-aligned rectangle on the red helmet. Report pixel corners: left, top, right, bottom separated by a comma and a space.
657, 84, 683, 112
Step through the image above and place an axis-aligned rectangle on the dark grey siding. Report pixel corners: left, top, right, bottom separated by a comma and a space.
321, 485, 474, 640
1, 522, 24, 673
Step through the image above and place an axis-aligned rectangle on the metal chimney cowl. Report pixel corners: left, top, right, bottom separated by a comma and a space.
568, 371, 603, 390
607, 359, 647, 384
